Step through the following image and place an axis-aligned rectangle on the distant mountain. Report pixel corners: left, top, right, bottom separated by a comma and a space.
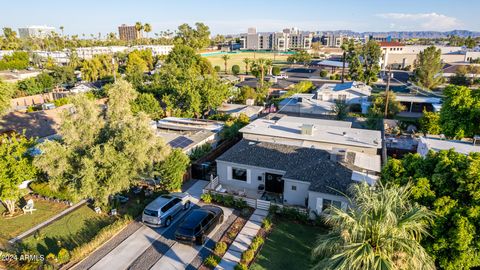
319, 30, 480, 39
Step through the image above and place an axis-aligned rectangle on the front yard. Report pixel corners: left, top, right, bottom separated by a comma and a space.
21, 204, 114, 255
250, 219, 327, 270
0, 199, 68, 249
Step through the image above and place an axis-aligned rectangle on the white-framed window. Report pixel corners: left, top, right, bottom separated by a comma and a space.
322, 199, 342, 211
291, 185, 297, 191
231, 167, 247, 182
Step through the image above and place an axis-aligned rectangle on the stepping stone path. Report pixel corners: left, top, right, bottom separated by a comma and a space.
216, 209, 268, 270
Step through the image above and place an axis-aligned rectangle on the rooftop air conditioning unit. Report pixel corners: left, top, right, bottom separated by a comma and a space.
330, 148, 347, 162
301, 124, 314, 135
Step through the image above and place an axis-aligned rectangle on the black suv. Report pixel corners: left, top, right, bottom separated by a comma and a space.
175, 205, 224, 245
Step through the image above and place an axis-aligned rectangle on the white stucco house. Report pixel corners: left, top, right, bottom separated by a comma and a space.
417, 136, 480, 157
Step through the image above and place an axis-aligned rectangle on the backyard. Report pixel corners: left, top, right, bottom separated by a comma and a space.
203, 51, 291, 73
250, 220, 327, 270
21, 204, 114, 255
0, 199, 68, 249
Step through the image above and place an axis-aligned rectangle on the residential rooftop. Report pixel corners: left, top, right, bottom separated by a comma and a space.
419, 136, 480, 155
240, 115, 382, 150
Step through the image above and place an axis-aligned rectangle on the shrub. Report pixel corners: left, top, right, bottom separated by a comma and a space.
319, 69, 328, 77
262, 218, 272, 232
235, 263, 248, 270
214, 65, 221, 72
204, 254, 220, 268
227, 230, 237, 239
268, 204, 279, 216
232, 64, 240, 75
241, 249, 254, 264
223, 195, 235, 207
250, 236, 264, 251
57, 248, 70, 264
214, 241, 228, 255
272, 66, 281, 76
53, 97, 70, 107
234, 198, 248, 209
29, 182, 78, 202
200, 193, 212, 203
46, 253, 56, 263
189, 143, 212, 161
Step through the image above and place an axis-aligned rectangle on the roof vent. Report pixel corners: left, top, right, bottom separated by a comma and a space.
301, 124, 314, 135
330, 148, 347, 162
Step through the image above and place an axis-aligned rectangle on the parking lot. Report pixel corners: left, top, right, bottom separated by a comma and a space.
74, 180, 235, 270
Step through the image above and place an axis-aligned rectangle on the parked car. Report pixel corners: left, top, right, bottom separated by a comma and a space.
273, 73, 288, 79
175, 205, 224, 245
142, 193, 191, 227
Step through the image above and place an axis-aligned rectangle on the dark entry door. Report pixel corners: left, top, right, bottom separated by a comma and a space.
265, 173, 284, 193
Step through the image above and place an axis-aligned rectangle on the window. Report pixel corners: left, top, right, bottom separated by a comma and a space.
291, 185, 297, 191
161, 201, 173, 212
232, 167, 247, 181
322, 199, 342, 211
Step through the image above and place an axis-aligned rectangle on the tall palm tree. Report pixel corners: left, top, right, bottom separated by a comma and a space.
243, 58, 251, 75
59, 26, 64, 36
252, 58, 272, 87
312, 183, 435, 270
221, 54, 230, 74
143, 23, 152, 39
135, 22, 143, 38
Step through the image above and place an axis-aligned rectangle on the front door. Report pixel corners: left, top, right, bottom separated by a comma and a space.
265, 173, 284, 194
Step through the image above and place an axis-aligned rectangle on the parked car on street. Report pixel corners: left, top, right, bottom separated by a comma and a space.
175, 205, 224, 245
142, 193, 191, 227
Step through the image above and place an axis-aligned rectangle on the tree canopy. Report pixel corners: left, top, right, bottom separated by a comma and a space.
0, 80, 15, 116
174, 23, 211, 50
155, 148, 190, 191
34, 80, 169, 206
341, 40, 381, 84
382, 151, 480, 270
413, 46, 444, 89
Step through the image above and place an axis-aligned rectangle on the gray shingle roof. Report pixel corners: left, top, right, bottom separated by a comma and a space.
216, 140, 356, 195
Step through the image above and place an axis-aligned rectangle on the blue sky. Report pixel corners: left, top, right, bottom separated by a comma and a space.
1, 0, 478, 35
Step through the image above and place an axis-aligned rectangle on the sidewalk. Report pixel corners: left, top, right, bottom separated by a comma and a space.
9, 199, 87, 244
216, 209, 268, 270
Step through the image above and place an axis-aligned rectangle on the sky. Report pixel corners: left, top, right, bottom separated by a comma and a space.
1, 0, 479, 36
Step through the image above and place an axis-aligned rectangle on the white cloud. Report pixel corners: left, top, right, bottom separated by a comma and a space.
376, 12, 461, 31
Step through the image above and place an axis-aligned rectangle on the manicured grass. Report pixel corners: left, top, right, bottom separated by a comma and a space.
21, 204, 114, 255
250, 220, 327, 270
204, 52, 290, 73
0, 199, 68, 249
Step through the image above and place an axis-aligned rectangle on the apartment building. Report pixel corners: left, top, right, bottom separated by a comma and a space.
18, 25, 56, 39
118, 24, 142, 41
75, 45, 173, 59
240, 27, 313, 51
320, 34, 345, 48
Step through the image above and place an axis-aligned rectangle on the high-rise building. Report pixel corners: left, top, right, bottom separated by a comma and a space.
118, 24, 142, 41
18, 25, 56, 39
240, 27, 313, 51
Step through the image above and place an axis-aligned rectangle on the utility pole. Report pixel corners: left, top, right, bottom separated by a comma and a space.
384, 65, 392, 118
341, 51, 346, 83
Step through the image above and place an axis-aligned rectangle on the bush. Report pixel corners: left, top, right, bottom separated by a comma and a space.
262, 218, 272, 232
57, 248, 70, 264
231, 65, 240, 75
53, 97, 70, 107
280, 206, 309, 223
204, 254, 220, 268
29, 182, 78, 202
200, 193, 212, 203
189, 143, 212, 161
272, 66, 281, 76
214, 65, 221, 72
250, 235, 264, 251
234, 198, 248, 210
235, 263, 248, 270
46, 253, 56, 263
319, 69, 328, 77
214, 241, 228, 255
241, 249, 254, 264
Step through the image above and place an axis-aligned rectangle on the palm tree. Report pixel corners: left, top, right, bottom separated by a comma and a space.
59, 26, 64, 36
221, 54, 230, 74
144, 23, 152, 39
243, 58, 251, 75
312, 183, 435, 270
135, 22, 143, 37
252, 58, 272, 87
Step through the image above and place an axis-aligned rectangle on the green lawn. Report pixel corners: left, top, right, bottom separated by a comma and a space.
250, 220, 327, 270
204, 52, 290, 73
0, 199, 68, 249
21, 204, 113, 255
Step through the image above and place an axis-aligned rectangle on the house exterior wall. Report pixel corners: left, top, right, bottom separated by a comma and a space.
216, 160, 286, 191
283, 178, 310, 207
242, 133, 379, 155
307, 190, 349, 217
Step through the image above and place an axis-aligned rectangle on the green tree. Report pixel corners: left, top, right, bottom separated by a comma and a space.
382, 151, 480, 270
231, 64, 240, 75
131, 92, 163, 120
221, 54, 230, 74
414, 46, 444, 89
0, 133, 37, 215
50, 66, 76, 86
419, 111, 441, 135
174, 23, 211, 50
439, 85, 480, 139
313, 183, 435, 270
143, 23, 152, 38
287, 50, 311, 66
221, 114, 250, 140
332, 101, 348, 120
155, 148, 190, 191
125, 51, 148, 87
236, 86, 257, 104
362, 40, 382, 84
34, 80, 168, 206
0, 51, 29, 70
243, 58, 251, 74
271, 66, 281, 76
0, 81, 15, 116
135, 22, 143, 34
251, 58, 272, 88
368, 92, 405, 118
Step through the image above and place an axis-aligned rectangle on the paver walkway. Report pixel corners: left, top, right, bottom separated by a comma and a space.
8, 199, 87, 243
215, 209, 268, 270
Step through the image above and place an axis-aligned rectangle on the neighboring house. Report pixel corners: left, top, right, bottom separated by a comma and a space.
217, 103, 264, 120
70, 83, 97, 94
442, 63, 480, 79
212, 115, 382, 216
417, 136, 480, 157
278, 94, 334, 115
395, 95, 442, 115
